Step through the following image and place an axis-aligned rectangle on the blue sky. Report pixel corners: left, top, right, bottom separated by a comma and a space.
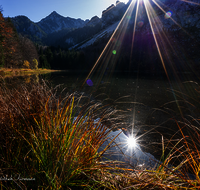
1, 0, 129, 22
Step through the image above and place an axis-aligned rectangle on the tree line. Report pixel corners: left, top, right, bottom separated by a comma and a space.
0, 8, 40, 69
0, 7, 96, 71
37, 46, 89, 70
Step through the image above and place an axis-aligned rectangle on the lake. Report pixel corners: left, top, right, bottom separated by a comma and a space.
2, 71, 200, 169
45, 71, 200, 166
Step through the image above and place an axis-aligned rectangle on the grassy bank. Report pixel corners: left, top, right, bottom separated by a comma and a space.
0, 68, 60, 78
0, 81, 200, 189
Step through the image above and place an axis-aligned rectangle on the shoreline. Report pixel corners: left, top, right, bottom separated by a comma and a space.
0, 68, 62, 78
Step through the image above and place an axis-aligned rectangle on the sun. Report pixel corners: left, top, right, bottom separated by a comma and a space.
127, 136, 137, 148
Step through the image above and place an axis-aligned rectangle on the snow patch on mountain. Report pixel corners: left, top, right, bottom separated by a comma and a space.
71, 21, 119, 50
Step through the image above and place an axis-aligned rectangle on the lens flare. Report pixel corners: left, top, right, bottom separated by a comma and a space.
112, 50, 117, 55
138, 21, 144, 27
165, 11, 172, 19
86, 79, 93, 86
127, 136, 137, 148
126, 15, 132, 20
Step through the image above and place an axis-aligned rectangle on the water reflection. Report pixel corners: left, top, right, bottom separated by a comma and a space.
101, 129, 158, 169
3, 72, 200, 172
127, 135, 137, 148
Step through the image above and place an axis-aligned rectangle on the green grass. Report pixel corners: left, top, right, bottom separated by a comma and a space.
0, 80, 200, 189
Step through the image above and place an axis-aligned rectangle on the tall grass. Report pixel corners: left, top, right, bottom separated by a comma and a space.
0, 79, 200, 189
0, 80, 120, 189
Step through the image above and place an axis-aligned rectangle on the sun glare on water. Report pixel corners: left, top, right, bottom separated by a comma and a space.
127, 136, 137, 148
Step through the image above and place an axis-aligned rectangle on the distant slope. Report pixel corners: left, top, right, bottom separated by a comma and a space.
11, 11, 88, 44
37, 11, 87, 34
10, 1, 128, 46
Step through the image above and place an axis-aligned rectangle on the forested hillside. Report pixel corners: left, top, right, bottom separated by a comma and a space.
0, 9, 39, 69
0, 8, 99, 71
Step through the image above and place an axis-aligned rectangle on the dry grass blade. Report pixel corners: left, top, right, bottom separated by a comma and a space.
1, 80, 200, 189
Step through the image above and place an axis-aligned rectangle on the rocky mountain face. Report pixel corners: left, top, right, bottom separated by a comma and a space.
69, 0, 200, 73
59, 1, 129, 48
101, 1, 127, 26
10, 1, 128, 46
37, 11, 87, 34
74, 0, 200, 49
11, 16, 46, 40
11, 11, 88, 44
143, 0, 200, 34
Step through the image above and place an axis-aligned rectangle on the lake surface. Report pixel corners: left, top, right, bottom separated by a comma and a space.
46, 71, 200, 165
2, 71, 200, 169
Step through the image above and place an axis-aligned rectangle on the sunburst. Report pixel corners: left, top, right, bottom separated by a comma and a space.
84, 0, 200, 137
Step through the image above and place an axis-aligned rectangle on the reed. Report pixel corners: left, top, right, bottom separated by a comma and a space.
0, 79, 200, 189
0, 80, 122, 189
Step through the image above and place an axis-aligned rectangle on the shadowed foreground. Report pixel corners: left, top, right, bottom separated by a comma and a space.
0, 80, 200, 189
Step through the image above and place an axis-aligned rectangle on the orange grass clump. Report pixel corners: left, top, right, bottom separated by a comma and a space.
0, 80, 200, 189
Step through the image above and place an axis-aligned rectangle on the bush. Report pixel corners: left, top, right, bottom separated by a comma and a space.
23, 60, 30, 69
32, 58, 38, 69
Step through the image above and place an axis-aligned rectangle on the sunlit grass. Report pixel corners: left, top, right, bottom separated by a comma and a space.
0, 68, 59, 78
0, 80, 120, 189
0, 0, 199, 188
0, 80, 200, 189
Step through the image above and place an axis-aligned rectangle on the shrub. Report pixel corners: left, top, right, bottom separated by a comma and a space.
32, 58, 38, 69
23, 60, 30, 69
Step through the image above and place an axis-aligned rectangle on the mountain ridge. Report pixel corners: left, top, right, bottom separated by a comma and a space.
10, 0, 200, 69
10, 1, 128, 45
36, 11, 88, 34
10, 10, 89, 43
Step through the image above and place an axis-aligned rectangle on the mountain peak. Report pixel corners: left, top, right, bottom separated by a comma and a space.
36, 10, 87, 34
47, 11, 63, 19
38, 10, 65, 24
51, 11, 58, 14
49, 11, 60, 17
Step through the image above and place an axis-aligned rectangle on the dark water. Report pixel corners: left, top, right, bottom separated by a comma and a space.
2, 71, 200, 170
44, 71, 200, 166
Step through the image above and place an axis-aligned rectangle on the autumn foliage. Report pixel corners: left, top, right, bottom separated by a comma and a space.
0, 10, 39, 69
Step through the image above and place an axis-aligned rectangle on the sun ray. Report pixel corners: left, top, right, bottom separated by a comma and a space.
153, 0, 191, 37
130, 0, 140, 63
143, 0, 169, 79
181, 0, 200, 5
83, 0, 197, 118
144, 0, 192, 78
144, 0, 185, 116
83, 0, 137, 86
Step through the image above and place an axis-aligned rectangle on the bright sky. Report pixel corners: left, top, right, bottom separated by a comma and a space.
1, 0, 129, 22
